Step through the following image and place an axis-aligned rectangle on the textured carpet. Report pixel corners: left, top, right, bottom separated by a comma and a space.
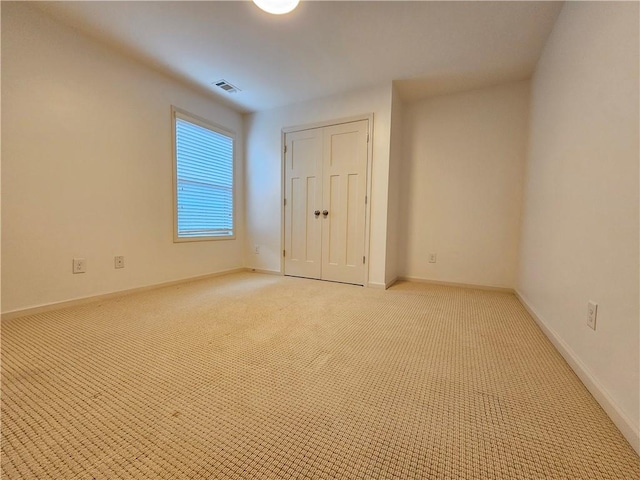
1, 272, 638, 479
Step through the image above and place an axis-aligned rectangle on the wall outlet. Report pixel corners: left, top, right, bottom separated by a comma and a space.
114, 256, 125, 269
254, 245, 260, 255
429, 253, 437, 263
72, 258, 86, 274
587, 301, 597, 330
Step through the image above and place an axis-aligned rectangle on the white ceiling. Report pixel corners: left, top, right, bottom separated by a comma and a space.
36, 1, 564, 113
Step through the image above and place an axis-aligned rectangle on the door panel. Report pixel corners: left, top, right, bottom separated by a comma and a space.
284, 129, 323, 279
321, 120, 368, 284
346, 173, 360, 267
327, 174, 341, 266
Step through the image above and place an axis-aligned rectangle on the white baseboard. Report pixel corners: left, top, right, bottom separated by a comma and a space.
515, 290, 640, 455
367, 279, 399, 290
385, 277, 398, 289
1, 267, 246, 321
246, 267, 282, 276
397, 276, 514, 293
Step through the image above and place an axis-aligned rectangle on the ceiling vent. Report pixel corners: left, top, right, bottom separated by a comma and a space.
213, 80, 241, 94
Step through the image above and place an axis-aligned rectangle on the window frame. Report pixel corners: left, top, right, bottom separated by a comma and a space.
172, 106, 236, 243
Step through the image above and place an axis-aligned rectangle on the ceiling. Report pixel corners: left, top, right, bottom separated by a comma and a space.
36, 1, 564, 114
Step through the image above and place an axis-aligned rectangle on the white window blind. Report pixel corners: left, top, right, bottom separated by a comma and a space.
174, 114, 234, 239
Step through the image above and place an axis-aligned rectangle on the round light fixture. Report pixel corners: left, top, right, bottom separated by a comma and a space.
253, 0, 300, 15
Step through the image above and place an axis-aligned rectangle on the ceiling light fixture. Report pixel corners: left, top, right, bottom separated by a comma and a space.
253, 0, 300, 15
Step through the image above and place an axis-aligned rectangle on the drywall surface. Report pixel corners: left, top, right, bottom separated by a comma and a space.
244, 85, 392, 287
517, 2, 639, 448
1, 3, 245, 313
399, 81, 529, 288
385, 85, 404, 287
0, 1, 3, 317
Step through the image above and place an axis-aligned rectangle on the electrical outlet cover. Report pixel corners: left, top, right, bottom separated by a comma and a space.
73, 258, 86, 274
587, 301, 597, 330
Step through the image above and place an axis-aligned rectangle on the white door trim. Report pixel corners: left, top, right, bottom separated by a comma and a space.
280, 113, 374, 288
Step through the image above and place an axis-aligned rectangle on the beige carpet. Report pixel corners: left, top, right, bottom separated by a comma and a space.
1, 272, 638, 479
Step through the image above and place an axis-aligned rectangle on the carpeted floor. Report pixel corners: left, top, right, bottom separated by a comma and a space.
1, 272, 638, 479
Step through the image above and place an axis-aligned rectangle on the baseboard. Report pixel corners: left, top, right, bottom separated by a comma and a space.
1, 267, 246, 321
385, 277, 398, 289
367, 279, 399, 290
397, 276, 514, 293
246, 268, 282, 276
515, 290, 640, 455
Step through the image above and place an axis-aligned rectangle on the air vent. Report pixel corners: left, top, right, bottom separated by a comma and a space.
213, 79, 241, 94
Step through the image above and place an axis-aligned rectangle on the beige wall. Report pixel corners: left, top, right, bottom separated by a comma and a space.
398, 81, 530, 288
517, 2, 639, 450
1, 3, 245, 313
244, 85, 392, 287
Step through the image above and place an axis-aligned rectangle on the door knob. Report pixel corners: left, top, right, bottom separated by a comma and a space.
314, 210, 321, 217
322, 210, 329, 217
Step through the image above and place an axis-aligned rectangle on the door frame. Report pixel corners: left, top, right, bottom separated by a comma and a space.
280, 113, 374, 287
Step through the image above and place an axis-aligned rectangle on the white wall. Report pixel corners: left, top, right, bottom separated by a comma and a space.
385, 85, 403, 287
399, 81, 530, 288
0, 1, 3, 317
244, 85, 392, 287
1, 3, 245, 313
517, 2, 639, 450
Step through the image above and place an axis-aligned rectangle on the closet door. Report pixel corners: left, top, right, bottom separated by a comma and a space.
321, 120, 368, 285
284, 128, 323, 279
283, 119, 369, 286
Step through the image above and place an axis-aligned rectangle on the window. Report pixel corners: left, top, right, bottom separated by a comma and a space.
172, 108, 235, 241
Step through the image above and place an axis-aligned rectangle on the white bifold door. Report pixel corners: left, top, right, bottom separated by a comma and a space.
284, 119, 369, 285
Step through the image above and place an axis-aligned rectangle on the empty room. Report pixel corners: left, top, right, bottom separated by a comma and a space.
1, 1, 638, 478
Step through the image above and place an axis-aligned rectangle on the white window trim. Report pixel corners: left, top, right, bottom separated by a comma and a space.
171, 106, 237, 242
